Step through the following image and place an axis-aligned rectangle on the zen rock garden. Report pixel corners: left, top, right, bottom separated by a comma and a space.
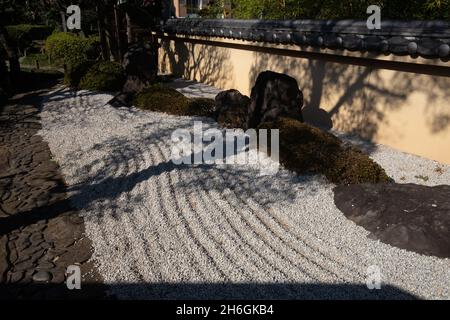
1, 1, 449, 301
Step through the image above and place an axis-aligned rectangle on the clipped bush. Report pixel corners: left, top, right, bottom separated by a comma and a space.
64, 60, 95, 88
6, 24, 53, 54
78, 61, 125, 91
258, 117, 391, 184
45, 32, 99, 67
134, 85, 216, 117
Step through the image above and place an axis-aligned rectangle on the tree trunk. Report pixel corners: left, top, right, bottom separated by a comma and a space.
104, 12, 120, 62
97, 5, 109, 60
114, 4, 123, 62
60, 11, 67, 32
0, 24, 20, 87
126, 13, 133, 44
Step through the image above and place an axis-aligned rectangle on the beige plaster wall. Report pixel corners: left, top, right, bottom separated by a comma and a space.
158, 35, 450, 164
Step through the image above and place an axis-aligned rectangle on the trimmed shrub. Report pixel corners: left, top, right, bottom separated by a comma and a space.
45, 32, 100, 67
6, 24, 53, 54
185, 98, 216, 117
258, 117, 392, 184
78, 61, 125, 91
64, 60, 95, 88
134, 85, 216, 117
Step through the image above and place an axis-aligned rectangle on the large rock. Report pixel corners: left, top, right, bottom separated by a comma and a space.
247, 70, 304, 129
334, 183, 450, 258
122, 42, 158, 94
215, 89, 250, 129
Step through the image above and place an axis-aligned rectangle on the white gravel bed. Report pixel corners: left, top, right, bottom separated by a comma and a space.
37, 85, 449, 299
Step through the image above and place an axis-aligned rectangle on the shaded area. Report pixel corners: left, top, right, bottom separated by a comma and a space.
0, 88, 105, 299
248, 42, 450, 147
160, 39, 233, 89
334, 183, 450, 259
0, 282, 417, 300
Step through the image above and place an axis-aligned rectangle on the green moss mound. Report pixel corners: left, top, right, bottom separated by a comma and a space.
64, 60, 95, 88
134, 85, 216, 118
258, 117, 392, 184
78, 61, 125, 91
216, 104, 248, 129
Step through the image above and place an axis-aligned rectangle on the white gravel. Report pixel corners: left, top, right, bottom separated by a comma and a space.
37, 84, 450, 300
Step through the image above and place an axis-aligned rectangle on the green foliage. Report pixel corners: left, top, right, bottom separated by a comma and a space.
5, 24, 53, 54
64, 60, 95, 88
134, 85, 216, 117
45, 32, 100, 67
229, 0, 450, 20
258, 117, 392, 184
199, 0, 227, 18
20, 53, 52, 68
78, 61, 125, 91
216, 104, 248, 128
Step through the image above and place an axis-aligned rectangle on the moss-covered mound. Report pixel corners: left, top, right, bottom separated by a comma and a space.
64, 60, 95, 88
216, 104, 248, 129
79, 61, 125, 91
134, 85, 216, 118
258, 117, 392, 184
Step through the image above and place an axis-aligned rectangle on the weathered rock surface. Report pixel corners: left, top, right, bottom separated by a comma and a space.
334, 183, 450, 258
247, 70, 304, 129
214, 89, 250, 129
122, 42, 158, 94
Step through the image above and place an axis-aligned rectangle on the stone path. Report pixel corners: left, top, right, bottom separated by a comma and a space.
0, 90, 105, 299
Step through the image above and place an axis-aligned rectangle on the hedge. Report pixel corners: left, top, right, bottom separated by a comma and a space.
78, 61, 126, 91
6, 24, 53, 54
45, 32, 100, 67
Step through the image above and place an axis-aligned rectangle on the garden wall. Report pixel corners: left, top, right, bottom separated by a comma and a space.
157, 19, 450, 164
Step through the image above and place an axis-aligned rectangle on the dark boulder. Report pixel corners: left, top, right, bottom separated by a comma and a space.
215, 89, 250, 129
122, 42, 159, 94
108, 42, 159, 107
247, 70, 304, 129
334, 183, 450, 258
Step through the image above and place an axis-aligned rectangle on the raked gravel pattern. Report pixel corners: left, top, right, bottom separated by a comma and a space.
38, 86, 449, 299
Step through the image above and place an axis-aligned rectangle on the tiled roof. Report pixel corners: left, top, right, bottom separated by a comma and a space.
161, 19, 450, 60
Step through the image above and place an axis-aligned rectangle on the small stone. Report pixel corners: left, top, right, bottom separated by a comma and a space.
32, 270, 52, 282
14, 256, 36, 270
8, 271, 24, 283
36, 261, 55, 270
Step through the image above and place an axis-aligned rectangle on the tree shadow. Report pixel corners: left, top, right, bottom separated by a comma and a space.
245, 24, 450, 154
159, 37, 233, 89
58, 117, 300, 220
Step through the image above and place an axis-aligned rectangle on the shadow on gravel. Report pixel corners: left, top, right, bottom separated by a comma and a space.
0, 282, 417, 300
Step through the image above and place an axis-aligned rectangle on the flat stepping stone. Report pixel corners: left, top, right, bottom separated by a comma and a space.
334, 183, 450, 258
32, 271, 52, 282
